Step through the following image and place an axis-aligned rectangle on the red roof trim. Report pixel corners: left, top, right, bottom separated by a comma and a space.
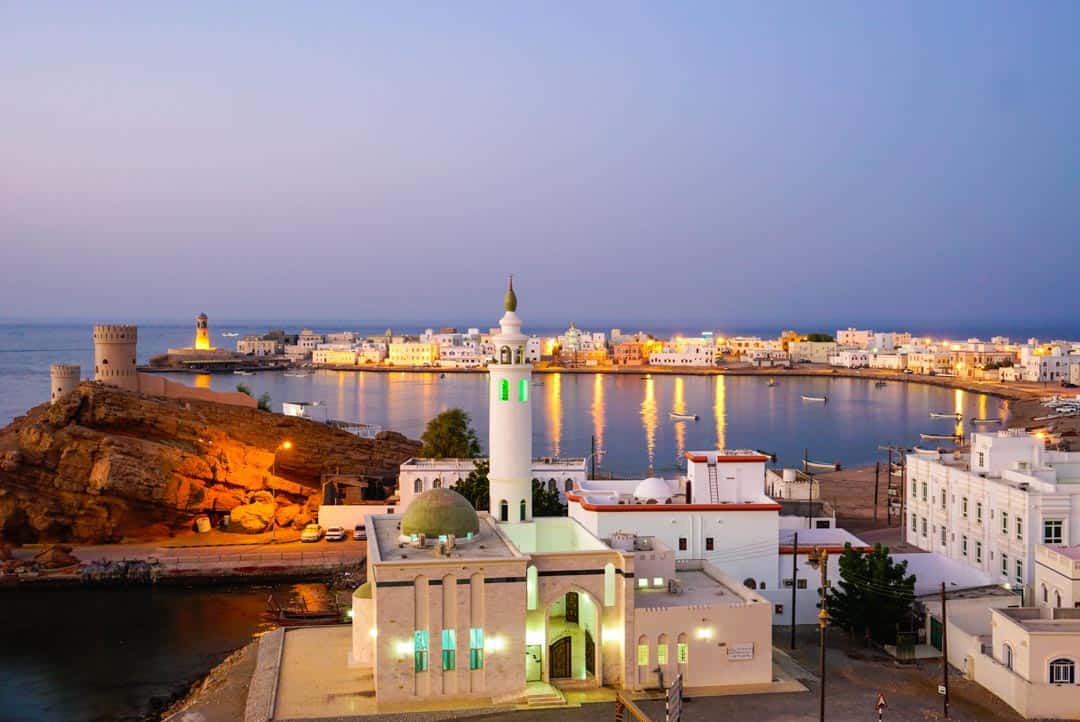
779, 545, 872, 555
566, 493, 780, 513
684, 451, 771, 463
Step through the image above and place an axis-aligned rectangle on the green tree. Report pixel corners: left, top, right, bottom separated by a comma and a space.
236, 383, 252, 396
453, 460, 490, 511
531, 479, 567, 517
825, 542, 916, 645
257, 392, 273, 412
805, 333, 835, 343
420, 408, 481, 459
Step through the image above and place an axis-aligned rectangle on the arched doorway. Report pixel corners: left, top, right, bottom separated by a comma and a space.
545, 589, 599, 684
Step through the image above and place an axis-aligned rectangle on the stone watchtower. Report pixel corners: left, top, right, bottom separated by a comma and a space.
93, 324, 139, 392
49, 363, 80, 404
195, 312, 210, 350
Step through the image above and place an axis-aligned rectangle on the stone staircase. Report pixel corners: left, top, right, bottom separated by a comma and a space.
524, 681, 566, 707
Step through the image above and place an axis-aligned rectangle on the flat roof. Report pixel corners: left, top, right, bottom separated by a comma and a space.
1046, 544, 1080, 560
369, 513, 518, 562
778, 528, 869, 551
634, 570, 748, 609
996, 608, 1080, 634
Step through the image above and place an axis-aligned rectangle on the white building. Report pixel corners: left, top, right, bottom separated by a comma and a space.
869, 352, 907, 370
236, 335, 280, 356
836, 328, 873, 348
347, 277, 777, 708
398, 457, 588, 507
648, 338, 715, 367
744, 348, 789, 367
829, 350, 870, 368
1035, 544, 1080, 610
787, 341, 837, 364
905, 431, 1080, 592
1020, 346, 1080, 383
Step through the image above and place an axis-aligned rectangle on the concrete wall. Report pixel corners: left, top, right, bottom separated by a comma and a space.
319, 505, 396, 529
135, 373, 258, 408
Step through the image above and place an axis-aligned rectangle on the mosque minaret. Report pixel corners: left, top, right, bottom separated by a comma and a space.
487, 275, 534, 523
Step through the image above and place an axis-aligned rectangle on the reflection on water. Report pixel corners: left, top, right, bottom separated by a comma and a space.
195, 373, 211, 389
641, 376, 658, 472
673, 377, 686, 459
157, 370, 1005, 477
954, 388, 966, 437
714, 375, 727, 450
547, 373, 562, 457
591, 374, 605, 466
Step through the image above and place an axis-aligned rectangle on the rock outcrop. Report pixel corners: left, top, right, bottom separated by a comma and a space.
0, 382, 420, 543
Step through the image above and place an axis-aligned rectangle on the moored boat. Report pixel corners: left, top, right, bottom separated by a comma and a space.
802, 458, 841, 471
233, 370, 254, 376
913, 445, 945, 456
929, 412, 962, 419
801, 395, 827, 403
920, 432, 960, 441
669, 412, 699, 421
970, 418, 999, 425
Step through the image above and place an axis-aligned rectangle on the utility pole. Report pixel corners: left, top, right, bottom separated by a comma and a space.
874, 461, 880, 523
941, 581, 950, 718
808, 547, 829, 722
790, 531, 799, 650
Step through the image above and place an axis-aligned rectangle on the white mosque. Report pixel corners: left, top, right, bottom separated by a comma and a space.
349, 277, 811, 708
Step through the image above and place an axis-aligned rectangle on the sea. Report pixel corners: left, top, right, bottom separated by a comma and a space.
0, 319, 1062, 720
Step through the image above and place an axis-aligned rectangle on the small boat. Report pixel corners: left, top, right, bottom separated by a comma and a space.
221, 332, 240, 338
439, 373, 446, 379
669, 412, 699, 421
920, 432, 960, 441
801, 395, 828, 403
767, 378, 777, 387
803, 458, 841, 472
284, 372, 310, 378
970, 418, 999, 425
265, 594, 343, 626
929, 412, 962, 420
233, 370, 254, 376
875, 381, 887, 388
913, 445, 945, 456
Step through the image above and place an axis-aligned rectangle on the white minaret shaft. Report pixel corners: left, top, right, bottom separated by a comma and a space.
488, 275, 533, 523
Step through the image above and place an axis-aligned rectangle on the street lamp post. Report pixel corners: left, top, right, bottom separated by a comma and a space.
270, 440, 293, 542
807, 547, 830, 722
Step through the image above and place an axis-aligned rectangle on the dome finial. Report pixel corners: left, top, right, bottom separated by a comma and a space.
504, 273, 518, 312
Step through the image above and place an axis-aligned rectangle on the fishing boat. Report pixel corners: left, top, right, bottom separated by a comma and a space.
233, 370, 254, 376
920, 432, 960, 441
929, 412, 962, 420
265, 594, 343, 627
802, 458, 841, 472
669, 412, 699, 421
970, 418, 999, 425
801, 395, 828, 403
913, 445, 945, 456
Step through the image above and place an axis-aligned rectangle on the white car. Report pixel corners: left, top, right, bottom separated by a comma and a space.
353, 524, 367, 541
300, 524, 323, 543
325, 526, 347, 542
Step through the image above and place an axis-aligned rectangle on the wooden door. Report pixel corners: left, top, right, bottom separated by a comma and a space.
549, 636, 572, 679
585, 630, 596, 676
565, 591, 579, 624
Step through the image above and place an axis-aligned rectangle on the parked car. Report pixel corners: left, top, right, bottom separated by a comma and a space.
353, 524, 367, 541
903, 368, 914, 374
1062, 381, 1078, 389
325, 526, 347, 542
300, 524, 323, 543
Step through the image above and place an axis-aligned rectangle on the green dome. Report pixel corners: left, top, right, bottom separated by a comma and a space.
504, 274, 518, 312
401, 488, 480, 538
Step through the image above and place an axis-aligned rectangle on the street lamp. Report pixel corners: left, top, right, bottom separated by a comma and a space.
806, 546, 830, 722
270, 441, 293, 541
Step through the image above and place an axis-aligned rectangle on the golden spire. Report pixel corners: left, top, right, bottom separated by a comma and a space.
504, 273, 518, 312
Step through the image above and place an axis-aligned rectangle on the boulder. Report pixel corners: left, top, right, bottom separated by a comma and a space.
33, 544, 79, 568
227, 501, 276, 533
275, 503, 301, 528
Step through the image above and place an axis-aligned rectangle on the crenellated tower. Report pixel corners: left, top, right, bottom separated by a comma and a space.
50, 363, 80, 404
488, 275, 533, 523
93, 324, 139, 391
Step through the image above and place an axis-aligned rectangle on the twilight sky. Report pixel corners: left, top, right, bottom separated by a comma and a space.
2, 2, 1078, 328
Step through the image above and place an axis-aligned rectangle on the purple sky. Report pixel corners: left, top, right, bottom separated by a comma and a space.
2, 2, 1078, 328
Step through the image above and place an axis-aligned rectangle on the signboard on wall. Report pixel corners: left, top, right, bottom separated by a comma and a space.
727, 642, 754, 661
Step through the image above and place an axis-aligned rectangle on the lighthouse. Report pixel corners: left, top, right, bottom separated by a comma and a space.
488, 275, 534, 523
195, 313, 211, 351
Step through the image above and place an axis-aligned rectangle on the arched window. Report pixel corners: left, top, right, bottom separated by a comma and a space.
500, 346, 511, 364
520, 499, 527, 521
518, 378, 528, 402
1043, 584, 1049, 603
1050, 658, 1075, 685
433, 478, 442, 489
499, 500, 509, 522
547, 479, 556, 493
515, 347, 523, 364
1003, 644, 1013, 670
636, 635, 650, 667
743, 578, 757, 590
526, 565, 538, 610
657, 633, 670, 666
1056, 591, 1063, 608
414, 478, 423, 494
565, 478, 574, 493
676, 632, 689, 665
499, 379, 509, 401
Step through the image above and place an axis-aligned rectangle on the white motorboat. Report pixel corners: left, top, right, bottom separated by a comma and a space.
929, 412, 962, 420
669, 412, 699, 421
801, 395, 827, 403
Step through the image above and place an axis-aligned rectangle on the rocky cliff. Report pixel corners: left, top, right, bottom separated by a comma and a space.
0, 383, 420, 543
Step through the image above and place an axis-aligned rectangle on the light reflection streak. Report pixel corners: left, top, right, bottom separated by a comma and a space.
714, 375, 727, 449
547, 373, 562, 457
591, 374, 605, 466
194, 373, 211, 389
641, 376, 657, 472
954, 388, 965, 438
673, 377, 686, 459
